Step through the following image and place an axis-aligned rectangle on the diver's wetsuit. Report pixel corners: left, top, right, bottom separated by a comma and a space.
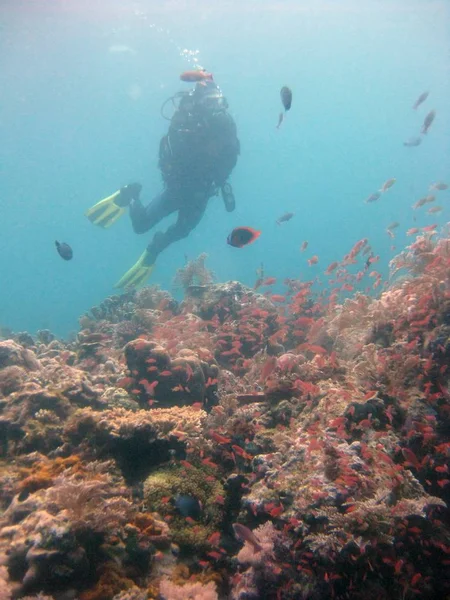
129, 81, 240, 264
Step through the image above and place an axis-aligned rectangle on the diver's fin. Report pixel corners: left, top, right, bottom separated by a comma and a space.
115, 252, 155, 289
85, 191, 125, 228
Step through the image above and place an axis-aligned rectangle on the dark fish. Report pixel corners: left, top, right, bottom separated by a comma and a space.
227, 227, 261, 248
280, 86, 292, 111
421, 110, 436, 134
365, 192, 381, 204
276, 212, 294, 225
413, 91, 429, 110
55, 241, 73, 260
232, 523, 263, 552
174, 494, 202, 519
276, 112, 284, 129
403, 136, 422, 147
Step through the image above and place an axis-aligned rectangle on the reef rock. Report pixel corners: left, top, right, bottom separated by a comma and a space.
123, 339, 219, 409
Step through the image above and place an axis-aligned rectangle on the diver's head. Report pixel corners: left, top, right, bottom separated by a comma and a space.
191, 80, 228, 112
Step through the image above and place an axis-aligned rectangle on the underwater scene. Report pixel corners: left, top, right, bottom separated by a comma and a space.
1, 1, 450, 599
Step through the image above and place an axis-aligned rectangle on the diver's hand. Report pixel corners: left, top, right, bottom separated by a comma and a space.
221, 182, 235, 212
116, 182, 142, 207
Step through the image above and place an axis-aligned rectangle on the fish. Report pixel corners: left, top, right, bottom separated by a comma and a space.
55, 241, 73, 260
307, 255, 319, 266
300, 241, 308, 252
232, 523, 263, 552
429, 182, 448, 191
280, 86, 292, 111
412, 91, 429, 110
406, 227, 420, 236
276, 212, 294, 225
325, 261, 339, 275
227, 227, 261, 248
403, 136, 422, 147
365, 192, 381, 203
387, 222, 399, 230
276, 112, 284, 129
180, 69, 213, 82
421, 110, 436, 134
174, 494, 202, 519
413, 196, 433, 209
379, 178, 396, 193
427, 206, 442, 214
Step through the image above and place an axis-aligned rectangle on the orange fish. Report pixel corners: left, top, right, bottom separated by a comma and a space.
139, 379, 159, 396
308, 255, 319, 266
406, 227, 420, 236
180, 69, 213, 82
262, 277, 277, 286
325, 261, 339, 275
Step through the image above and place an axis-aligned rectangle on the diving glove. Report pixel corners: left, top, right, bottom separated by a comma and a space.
221, 182, 235, 213
85, 183, 142, 228
115, 250, 155, 289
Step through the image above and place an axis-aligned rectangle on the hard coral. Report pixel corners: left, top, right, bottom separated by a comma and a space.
65, 406, 206, 482
123, 339, 219, 409
159, 577, 218, 600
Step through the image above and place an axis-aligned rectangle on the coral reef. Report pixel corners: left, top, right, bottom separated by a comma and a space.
1, 232, 450, 598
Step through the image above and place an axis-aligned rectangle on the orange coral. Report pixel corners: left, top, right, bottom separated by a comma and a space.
17, 454, 81, 495
79, 564, 136, 600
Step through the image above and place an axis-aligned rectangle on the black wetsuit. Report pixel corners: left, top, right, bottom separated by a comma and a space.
129, 83, 240, 265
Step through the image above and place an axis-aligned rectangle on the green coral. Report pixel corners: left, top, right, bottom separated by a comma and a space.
143, 464, 224, 550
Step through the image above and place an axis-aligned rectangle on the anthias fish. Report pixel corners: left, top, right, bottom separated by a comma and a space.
227, 227, 261, 248
430, 182, 448, 191
276, 212, 294, 225
379, 178, 396, 193
280, 86, 292, 111
412, 91, 429, 110
55, 241, 73, 260
365, 192, 381, 204
180, 69, 213, 82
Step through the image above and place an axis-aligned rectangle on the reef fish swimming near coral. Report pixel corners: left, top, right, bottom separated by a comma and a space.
55, 240, 73, 260
173, 494, 202, 519
227, 227, 261, 248
232, 523, 263, 552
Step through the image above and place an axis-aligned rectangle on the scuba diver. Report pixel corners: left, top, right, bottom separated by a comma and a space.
86, 77, 240, 288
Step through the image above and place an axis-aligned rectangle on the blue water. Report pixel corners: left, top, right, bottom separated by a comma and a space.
1, 0, 449, 337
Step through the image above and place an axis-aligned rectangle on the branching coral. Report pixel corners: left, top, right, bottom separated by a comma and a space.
45, 471, 135, 533
173, 253, 215, 292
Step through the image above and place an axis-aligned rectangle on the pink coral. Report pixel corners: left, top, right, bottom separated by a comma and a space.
236, 521, 279, 566
159, 578, 218, 600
